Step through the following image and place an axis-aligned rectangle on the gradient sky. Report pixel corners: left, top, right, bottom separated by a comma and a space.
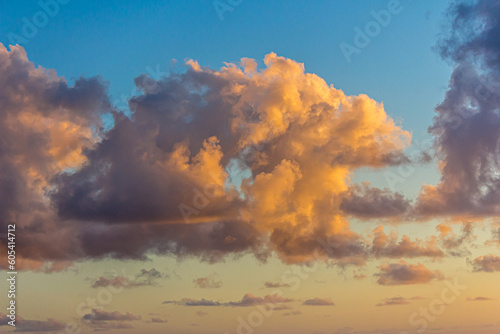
1, 1, 500, 334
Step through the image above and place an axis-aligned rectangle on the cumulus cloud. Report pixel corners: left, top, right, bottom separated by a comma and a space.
0, 43, 111, 271
47, 50, 408, 264
193, 274, 222, 289
471, 255, 500, 272
302, 297, 334, 306
151, 317, 168, 323
375, 261, 444, 285
0, 44, 416, 267
416, 0, 500, 217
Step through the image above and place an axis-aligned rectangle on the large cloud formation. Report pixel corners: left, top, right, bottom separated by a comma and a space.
0, 43, 416, 268
416, 0, 500, 217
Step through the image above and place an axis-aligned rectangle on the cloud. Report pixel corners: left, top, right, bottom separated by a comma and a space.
370, 226, 444, 259
193, 274, 222, 289
45, 50, 408, 265
302, 297, 334, 306
471, 255, 500, 272
0, 43, 111, 271
151, 317, 167, 323
416, 0, 500, 217
13, 317, 65, 332
226, 293, 294, 307
263, 281, 291, 288
196, 311, 208, 317
82, 309, 141, 321
375, 261, 444, 285
0, 44, 418, 267
163, 293, 293, 307
466, 297, 495, 301
90, 268, 165, 288
340, 183, 410, 219
376, 297, 412, 307
437, 222, 475, 256
163, 298, 221, 307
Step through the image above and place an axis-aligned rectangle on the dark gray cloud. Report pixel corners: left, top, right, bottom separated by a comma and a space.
340, 183, 411, 218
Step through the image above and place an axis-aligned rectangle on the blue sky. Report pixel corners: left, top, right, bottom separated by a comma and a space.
0, 0, 451, 138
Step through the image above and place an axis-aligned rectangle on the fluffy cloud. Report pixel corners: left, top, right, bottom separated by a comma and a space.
0, 44, 427, 267
416, 0, 500, 217
375, 261, 444, 285
302, 297, 334, 306
471, 255, 500, 272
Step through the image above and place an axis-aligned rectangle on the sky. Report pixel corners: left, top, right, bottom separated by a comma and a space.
0, 0, 500, 333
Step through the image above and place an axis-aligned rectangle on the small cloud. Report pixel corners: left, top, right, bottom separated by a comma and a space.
375, 261, 444, 285
263, 281, 291, 288
83, 309, 141, 321
466, 297, 495, 301
303, 298, 334, 306
151, 317, 167, 323
226, 293, 293, 307
90, 268, 166, 289
163, 298, 221, 307
376, 297, 411, 307
471, 255, 500, 272
193, 274, 222, 289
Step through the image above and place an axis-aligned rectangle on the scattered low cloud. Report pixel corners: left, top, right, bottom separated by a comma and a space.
193, 274, 222, 289
303, 298, 334, 306
375, 261, 444, 285
466, 297, 495, 301
471, 255, 500, 272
